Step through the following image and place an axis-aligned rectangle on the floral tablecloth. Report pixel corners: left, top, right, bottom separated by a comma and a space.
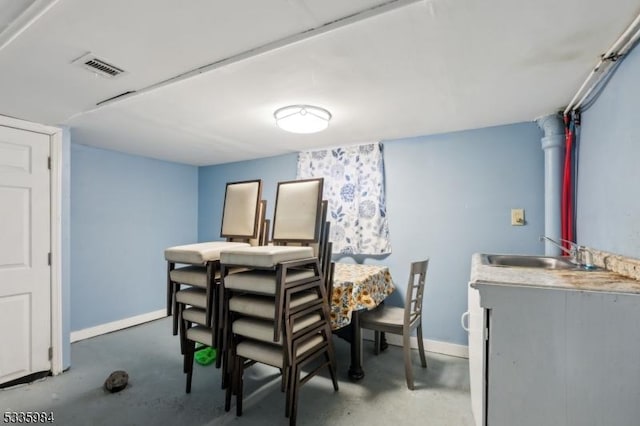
330, 263, 395, 330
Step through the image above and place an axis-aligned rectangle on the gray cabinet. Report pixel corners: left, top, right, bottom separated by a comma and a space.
475, 283, 640, 426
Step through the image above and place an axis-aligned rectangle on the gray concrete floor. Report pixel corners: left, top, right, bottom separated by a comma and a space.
1, 317, 474, 425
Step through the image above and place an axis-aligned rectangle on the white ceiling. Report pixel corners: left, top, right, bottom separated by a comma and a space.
1, 0, 639, 166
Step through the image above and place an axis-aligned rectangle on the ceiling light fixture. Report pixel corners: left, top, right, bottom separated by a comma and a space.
274, 105, 331, 134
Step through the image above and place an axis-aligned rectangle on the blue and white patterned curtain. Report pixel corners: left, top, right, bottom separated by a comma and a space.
296, 142, 391, 255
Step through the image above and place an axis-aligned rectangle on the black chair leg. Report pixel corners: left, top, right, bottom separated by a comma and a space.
327, 351, 339, 391
289, 363, 301, 426
185, 340, 195, 393
172, 283, 181, 336
179, 305, 187, 356
374, 330, 381, 355
224, 357, 233, 411
236, 357, 245, 417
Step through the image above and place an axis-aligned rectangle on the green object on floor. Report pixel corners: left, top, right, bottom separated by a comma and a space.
195, 347, 217, 366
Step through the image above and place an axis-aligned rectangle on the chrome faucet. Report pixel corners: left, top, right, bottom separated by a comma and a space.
540, 235, 575, 257
539, 236, 594, 268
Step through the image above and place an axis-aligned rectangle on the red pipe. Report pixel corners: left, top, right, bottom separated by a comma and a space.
561, 114, 573, 252
567, 123, 574, 244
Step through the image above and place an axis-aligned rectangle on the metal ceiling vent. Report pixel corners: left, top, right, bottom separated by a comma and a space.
72, 53, 126, 78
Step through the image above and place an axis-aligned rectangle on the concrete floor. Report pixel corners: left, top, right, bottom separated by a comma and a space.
0, 317, 474, 426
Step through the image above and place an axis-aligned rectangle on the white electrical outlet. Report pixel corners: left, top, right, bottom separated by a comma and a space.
511, 209, 525, 226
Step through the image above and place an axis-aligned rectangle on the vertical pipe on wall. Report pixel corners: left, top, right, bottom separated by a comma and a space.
537, 114, 565, 255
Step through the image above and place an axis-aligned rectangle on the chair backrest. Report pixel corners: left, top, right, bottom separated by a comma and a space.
325, 256, 335, 305
234, 200, 267, 246
318, 207, 332, 291
271, 178, 324, 244
404, 259, 429, 329
220, 180, 262, 240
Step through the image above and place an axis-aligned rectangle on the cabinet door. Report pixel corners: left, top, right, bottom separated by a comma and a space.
485, 286, 568, 426
481, 284, 640, 426
562, 291, 640, 425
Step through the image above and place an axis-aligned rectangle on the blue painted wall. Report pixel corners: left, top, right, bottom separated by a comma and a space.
70, 143, 198, 331
577, 45, 640, 258
198, 122, 544, 345
375, 124, 544, 344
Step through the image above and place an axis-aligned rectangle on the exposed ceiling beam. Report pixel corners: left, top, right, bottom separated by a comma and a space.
0, 0, 60, 52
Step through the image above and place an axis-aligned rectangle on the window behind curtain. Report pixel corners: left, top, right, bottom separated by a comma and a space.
297, 142, 391, 255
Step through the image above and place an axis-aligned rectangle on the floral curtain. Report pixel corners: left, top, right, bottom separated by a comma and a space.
296, 142, 391, 255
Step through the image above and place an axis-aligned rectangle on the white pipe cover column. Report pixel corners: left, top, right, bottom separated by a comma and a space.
537, 114, 564, 255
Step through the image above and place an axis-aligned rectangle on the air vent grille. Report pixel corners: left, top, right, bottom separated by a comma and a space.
72, 53, 126, 78
84, 58, 123, 77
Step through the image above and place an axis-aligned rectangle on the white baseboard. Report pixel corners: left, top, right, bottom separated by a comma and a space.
70, 309, 166, 343
362, 329, 468, 359
68, 310, 469, 358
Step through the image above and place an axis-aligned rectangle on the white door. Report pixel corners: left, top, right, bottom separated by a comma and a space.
0, 125, 51, 385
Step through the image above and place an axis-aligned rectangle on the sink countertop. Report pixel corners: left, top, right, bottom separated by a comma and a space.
470, 252, 640, 295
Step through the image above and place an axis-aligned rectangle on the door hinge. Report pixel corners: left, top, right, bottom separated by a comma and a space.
48, 252, 51, 265
48, 156, 51, 170
48, 347, 53, 360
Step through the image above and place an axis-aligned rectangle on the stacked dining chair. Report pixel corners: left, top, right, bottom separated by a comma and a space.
179, 197, 268, 383
163, 179, 267, 382
219, 178, 338, 426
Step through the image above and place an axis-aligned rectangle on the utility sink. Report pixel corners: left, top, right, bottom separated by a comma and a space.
481, 254, 579, 270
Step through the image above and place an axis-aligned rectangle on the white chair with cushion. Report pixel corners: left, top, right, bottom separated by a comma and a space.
359, 259, 430, 390
219, 178, 338, 424
164, 180, 264, 356
223, 274, 337, 424
221, 201, 332, 350
227, 315, 336, 425
220, 178, 326, 341
173, 201, 268, 357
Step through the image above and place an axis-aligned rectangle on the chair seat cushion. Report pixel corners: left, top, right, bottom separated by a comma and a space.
186, 325, 214, 346
360, 305, 405, 328
229, 292, 320, 318
170, 265, 208, 287
224, 269, 317, 295
232, 313, 322, 344
182, 307, 207, 325
175, 287, 207, 308
165, 241, 250, 264
220, 245, 314, 268
170, 265, 248, 287
236, 334, 324, 369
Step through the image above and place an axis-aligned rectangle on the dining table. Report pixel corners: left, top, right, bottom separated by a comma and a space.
329, 262, 396, 380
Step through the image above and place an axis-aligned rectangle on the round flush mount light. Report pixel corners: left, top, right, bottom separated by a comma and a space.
274, 105, 332, 134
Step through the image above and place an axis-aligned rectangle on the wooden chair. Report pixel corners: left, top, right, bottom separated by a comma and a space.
222, 266, 337, 425
165, 179, 264, 336
174, 198, 268, 356
220, 178, 326, 342
227, 317, 337, 425
219, 178, 338, 424
183, 311, 216, 393
359, 259, 430, 390
180, 198, 269, 392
